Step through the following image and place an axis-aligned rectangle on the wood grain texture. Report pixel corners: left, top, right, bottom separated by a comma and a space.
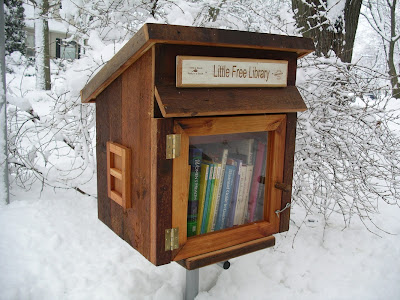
109, 168, 122, 180
121, 50, 154, 261
109, 190, 123, 206
107, 79, 124, 238
173, 221, 276, 261
81, 23, 314, 102
178, 236, 275, 270
110, 199, 124, 238
109, 143, 123, 156
287, 55, 297, 86
264, 116, 286, 231
95, 94, 111, 228
106, 142, 114, 202
154, 44, 298, 89
81, 25, 150, 103
172, 123, 190, 249
175, 115, 286, 136
106, 142, 131, 210
120, 145, 131, 210
279, 113, 297, 232
95, 76, 122, 229
155, 85, 307, 118
146, 23, 314, 57
152, 118, 174, 265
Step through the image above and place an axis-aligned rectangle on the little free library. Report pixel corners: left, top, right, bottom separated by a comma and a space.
81, 23, 314, 270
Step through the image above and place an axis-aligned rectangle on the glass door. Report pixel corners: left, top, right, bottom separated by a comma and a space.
172, 115, 287, 261
187, 132, 268, 237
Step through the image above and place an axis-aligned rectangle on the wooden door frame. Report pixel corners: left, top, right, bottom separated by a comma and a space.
172, 114, 287, 261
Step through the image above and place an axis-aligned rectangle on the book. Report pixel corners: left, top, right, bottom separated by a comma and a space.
247, 142, 266, 222
200, 164, 215, 234
214, 164, 236, 231
207, 163, 222, 232
233, 164, 248, 225
210, 149, 229, 232
187, 148, 202, 237
226, 159, 243, 228
227, 138, 257, 225
196, 163, 209, 235
254, 151, 267, 222
230, 138, 255, 165
240, 164, 254, 224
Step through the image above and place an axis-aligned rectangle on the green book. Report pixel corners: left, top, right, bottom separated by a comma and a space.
207, 163, 222, 232
187, 148, 202, 237
196, 163, 209, 235
201, 164, 215, 234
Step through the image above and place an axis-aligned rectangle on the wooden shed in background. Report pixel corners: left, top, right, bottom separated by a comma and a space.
81, 23, 314, 270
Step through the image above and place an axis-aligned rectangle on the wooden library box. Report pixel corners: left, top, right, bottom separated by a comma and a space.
81, 24, 314, 270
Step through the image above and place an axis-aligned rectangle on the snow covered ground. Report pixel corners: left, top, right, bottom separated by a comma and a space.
0, 181, 399, 300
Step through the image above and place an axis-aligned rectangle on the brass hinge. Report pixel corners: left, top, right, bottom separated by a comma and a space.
166, 134, 181, 159
165, 228, 179, 251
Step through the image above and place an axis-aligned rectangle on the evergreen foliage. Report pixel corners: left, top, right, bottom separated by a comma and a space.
4, 0, 26, 55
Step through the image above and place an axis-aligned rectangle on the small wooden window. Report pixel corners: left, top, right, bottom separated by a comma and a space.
107, 142, 131, 209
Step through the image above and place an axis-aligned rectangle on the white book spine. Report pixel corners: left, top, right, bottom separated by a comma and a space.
233, 165, 248, 225
240, 164, 254, 225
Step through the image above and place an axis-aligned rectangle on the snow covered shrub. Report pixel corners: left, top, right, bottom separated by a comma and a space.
6, 56, 96, 194
294, 56, 400, 230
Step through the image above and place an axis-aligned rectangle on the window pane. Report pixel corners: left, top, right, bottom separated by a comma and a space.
187, 132, 268, 237
60, 43, 77, 60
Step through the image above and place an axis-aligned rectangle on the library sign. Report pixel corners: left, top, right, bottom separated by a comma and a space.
176, 56, 288, 87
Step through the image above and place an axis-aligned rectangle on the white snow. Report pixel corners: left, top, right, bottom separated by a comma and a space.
0, 183, 399, 299
326, 0, 346, 26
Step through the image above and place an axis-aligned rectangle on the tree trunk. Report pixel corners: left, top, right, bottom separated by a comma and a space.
0, 0, 10, 204
292, 0, 334, 58
388, 0, 399, 98
292, 0, 362, 63
34, 0, 51, 90
341, 0, 362, 63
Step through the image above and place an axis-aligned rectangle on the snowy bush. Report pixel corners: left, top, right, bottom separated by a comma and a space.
294, 56, 400, 231
6, 55, 96, 194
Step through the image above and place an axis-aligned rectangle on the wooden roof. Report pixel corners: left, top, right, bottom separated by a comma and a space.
155, 86, 307, 117
81, 23, 315, 103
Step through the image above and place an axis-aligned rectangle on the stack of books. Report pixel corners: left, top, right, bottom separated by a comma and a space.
187, 136, 268, 237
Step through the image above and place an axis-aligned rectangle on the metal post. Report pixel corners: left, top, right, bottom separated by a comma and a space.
184, 261, 230, 299
0, 0, 10, 204
185, 269, 199, 300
